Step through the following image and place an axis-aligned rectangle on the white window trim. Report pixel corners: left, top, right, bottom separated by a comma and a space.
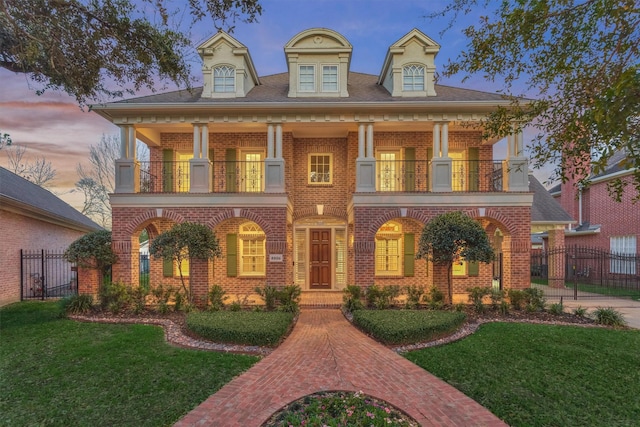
239, 222, 266, 277
298, 64, 316, 92
213, 65, 236, 93
375, 221, 402, 277
376, 149, 403, 192
402, 64, 425, 92
240, 149, 265, 192
321, 64, 339, 93
610, 235, 637, 275
308, 153, 333, 185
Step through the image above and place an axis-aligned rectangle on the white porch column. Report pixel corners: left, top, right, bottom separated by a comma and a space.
356, 122, 376, 192
193, 124, 200, 158
366, 123, 374, 159
265, 123, 285, 192
267, 124, 274, 159
115, 125, 139, 193
190, 123, 211, 193
357, 124, 365, 160
275, 124, 283, 159
433, 123, 441, 158
430, 121, 452, 192
505, 127, 529, 192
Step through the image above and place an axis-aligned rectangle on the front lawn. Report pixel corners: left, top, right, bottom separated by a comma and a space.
0, 302, 259, 427
405, 322, 640, 427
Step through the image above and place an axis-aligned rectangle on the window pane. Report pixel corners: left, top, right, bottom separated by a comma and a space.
214, 66, 235, 93
403, 65, 425, 91
300, 65, 315, 91
322, 65, 338, 91
310, 154, 331, 183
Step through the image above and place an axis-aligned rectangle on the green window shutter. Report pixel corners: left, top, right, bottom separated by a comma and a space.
468, 261, 479, 277
404, 233, 415, 277
208, 148, 214, 189
427, 147, 433, 160
404, 147, 415, 192
226, 233, 238, 277
208, 148, 214, 161
468, 147, 479, 192
225, 149, 237, 192
426, 148, 433, 190
163, 258, 173, 277
162, 149, 174, 192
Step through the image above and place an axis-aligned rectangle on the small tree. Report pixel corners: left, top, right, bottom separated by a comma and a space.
149, 222, 222, 303
417, 211, 494, 304
64, 230, 117, 287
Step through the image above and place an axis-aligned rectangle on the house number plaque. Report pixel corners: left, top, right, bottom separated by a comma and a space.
269, 254, 284, 262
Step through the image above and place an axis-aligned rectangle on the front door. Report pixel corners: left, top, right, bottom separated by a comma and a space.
309, 228, 331, 289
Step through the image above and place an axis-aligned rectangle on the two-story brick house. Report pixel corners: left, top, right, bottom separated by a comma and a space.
91, 28, 533, 303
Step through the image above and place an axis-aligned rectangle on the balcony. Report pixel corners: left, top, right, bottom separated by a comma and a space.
375, 159, 504, 193
138, 160, 265, 194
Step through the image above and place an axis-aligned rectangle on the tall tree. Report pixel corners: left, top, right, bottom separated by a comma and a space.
76, 134, 149, 229
0, 0, 262, 105
433, 0, 640, 200
417, 211, 494, 304
5, 143, 56, 187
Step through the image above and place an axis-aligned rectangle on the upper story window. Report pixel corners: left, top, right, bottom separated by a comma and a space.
403, 64, 425, 91
309, 153, 333, 184
213, 65, 235, 93
322, 65, 338, 92
299, 65, 316, 92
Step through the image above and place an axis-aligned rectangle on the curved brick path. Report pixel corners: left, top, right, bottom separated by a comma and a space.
175, 309, 507, 426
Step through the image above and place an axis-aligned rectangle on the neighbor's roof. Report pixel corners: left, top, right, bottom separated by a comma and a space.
108, 72, 510, 105
0, 167, 101, 232
529, 174, 573, 223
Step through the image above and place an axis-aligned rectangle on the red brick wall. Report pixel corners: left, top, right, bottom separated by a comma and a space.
0, 209, 89, 306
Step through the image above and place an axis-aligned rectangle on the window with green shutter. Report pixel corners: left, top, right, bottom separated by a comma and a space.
162, 258, 173, 277
468, 260, 479, 277
404, 233, 415, 277
226, 233, 238, 277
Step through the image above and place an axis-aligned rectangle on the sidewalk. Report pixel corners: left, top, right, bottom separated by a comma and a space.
175, 309, 507, 427
549, 297, 640, 329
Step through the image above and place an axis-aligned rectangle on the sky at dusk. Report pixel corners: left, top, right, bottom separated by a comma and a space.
0, 0, 545, 211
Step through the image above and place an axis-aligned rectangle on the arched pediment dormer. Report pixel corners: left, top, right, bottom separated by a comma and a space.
378, 28, 440, 97
284, 28, 352, 98
197, 30, 260, 98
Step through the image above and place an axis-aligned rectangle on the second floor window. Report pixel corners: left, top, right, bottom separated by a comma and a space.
309, 154, 332, 184
214, 65, 235, 93
403, 64, 425, 91
299, 65, 315, 91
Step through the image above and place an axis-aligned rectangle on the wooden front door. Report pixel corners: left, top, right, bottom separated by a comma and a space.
310, 228, 331, 289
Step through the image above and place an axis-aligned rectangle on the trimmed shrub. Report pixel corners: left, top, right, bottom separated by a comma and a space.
523, 287, 546, 312
150, 284, 174, 314
186, 311, 295, 346
425, 286, 445, 310
208, 285, 227, 311
467, 286, 491, 313
60, 294, 93, 314
405, 285, 425, 309
592, 307, 626, 327
343, 285, 364, 312
508, 289, 526, 310
99, 280, 130, 314
352, 310, 467, 345
366, 285, 401, 309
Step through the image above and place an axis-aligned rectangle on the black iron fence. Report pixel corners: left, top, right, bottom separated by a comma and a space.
531, 245, 640, 300
21, 250, 78, 300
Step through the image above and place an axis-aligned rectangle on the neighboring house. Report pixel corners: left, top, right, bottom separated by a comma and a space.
91, 28, 533, 303
0, 167, 102, 306
549, 149, 639, 258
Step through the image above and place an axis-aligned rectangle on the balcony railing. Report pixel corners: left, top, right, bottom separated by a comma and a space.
138, 160, 265, 194
451, 160, 504, 192
376, 160, 430, 192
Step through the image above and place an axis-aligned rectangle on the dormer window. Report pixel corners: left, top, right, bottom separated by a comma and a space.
299, 65, 315, 92
322, 65, 338, 92
403, 65, 425, 91
214, 65, 235, 93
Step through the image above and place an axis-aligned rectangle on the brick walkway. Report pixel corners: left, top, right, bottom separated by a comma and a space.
175, 309, 507, 426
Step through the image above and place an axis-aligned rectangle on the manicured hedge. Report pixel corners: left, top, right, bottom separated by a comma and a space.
186, 311, 295, 346
352, 309, 467, 345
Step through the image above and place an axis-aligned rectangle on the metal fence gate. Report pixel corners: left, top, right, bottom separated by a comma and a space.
21, 250, 78, 300
531, 245, 640, 300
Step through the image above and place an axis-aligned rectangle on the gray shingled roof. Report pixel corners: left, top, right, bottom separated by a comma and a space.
529, 174, 573, 223
0, 167, 101, 231
113, 72, 509, 105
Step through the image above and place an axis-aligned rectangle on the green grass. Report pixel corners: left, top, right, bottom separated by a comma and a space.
0, 301, 259, 427
352, 309, 466, 345
187, 311, 295, 346
532, 278, 640, 300
405, 322, 640, 427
